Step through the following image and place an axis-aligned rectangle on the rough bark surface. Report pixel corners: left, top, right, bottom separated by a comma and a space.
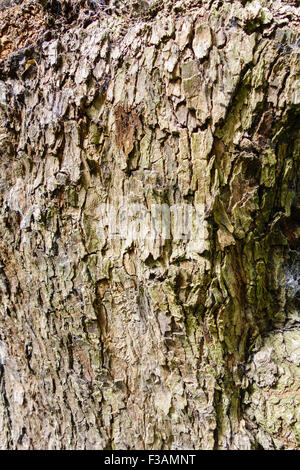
0, 0, 299, 450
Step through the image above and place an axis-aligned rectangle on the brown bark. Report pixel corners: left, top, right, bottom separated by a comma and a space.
0, 0, 299, 449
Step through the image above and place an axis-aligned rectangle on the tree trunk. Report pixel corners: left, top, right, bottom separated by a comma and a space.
0, 0, 299, 450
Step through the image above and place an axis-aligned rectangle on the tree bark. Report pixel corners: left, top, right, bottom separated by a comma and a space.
0, 0, 299, 450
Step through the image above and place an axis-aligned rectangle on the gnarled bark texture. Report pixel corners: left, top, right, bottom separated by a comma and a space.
0, 0, 299, 450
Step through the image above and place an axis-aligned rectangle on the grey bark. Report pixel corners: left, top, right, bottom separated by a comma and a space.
0, 0, 299, 449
